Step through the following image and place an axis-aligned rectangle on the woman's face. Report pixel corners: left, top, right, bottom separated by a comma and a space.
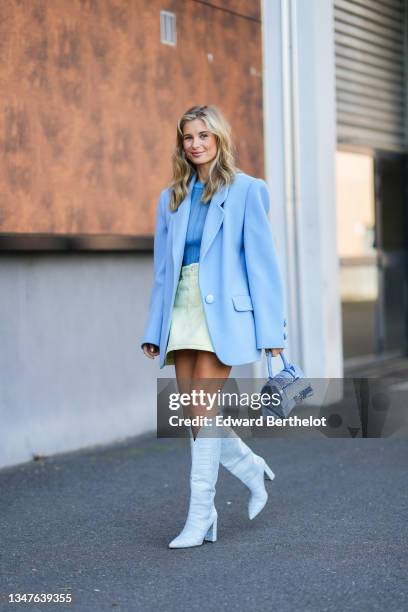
182, 118, 218, 169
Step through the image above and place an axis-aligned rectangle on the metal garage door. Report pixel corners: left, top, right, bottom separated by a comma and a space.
335, 0, 407, 152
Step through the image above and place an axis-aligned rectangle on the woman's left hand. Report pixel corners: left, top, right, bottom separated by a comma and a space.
266, 348, 284, 357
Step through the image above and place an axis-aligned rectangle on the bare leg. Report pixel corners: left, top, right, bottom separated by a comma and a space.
174, 349, 198, 437
174, 349, 231, 438
190, 351, 232, 439
174, 349, 199, 395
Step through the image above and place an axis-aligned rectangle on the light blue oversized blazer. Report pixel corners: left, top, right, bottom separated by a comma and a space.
141, 170, 288, 369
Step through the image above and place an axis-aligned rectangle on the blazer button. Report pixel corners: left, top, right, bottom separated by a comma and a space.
284, 318, 287, 327
205, 294, 214, 304
283, 332, 288, 340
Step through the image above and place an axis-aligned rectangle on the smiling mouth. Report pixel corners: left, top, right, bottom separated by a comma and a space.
191, 152, 203, 156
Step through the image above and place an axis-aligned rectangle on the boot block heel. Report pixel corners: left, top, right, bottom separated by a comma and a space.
264, 462, 275, 481
204, 516, 218, 543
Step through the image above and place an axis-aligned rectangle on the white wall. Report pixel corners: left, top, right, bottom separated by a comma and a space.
0, 254, 155, 468
262, 0, 343, 378
0, 253, 256, 469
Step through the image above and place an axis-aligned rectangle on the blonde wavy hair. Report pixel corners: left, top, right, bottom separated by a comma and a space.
169, 105, 239, 212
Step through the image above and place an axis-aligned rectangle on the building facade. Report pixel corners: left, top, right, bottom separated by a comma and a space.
1, 0, 407, 468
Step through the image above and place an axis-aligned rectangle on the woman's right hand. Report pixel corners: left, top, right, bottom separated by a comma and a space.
142, 343, 160, 359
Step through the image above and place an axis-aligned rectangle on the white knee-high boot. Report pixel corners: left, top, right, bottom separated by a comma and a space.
168, 420, 222, 549
219, 424, 275, 520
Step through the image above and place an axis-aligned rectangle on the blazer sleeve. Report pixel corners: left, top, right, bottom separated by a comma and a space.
140, 190, 168, 349
243, 178, 287, 350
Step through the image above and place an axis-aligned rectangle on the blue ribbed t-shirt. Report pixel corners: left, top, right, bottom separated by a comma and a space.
182, 181, 210, 266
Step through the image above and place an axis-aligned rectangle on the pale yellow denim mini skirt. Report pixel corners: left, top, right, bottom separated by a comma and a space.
164, 262, 215, 366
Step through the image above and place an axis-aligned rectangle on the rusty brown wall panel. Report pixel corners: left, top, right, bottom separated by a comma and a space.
191, 0, 261, 20
0, 0, 263, 238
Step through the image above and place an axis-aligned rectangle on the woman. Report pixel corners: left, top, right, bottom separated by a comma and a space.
141, 105, 287, 549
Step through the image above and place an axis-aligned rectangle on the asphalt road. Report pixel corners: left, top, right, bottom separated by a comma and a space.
0, 435, 407, 612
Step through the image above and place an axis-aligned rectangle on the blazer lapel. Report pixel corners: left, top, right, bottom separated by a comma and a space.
199, 183, 228, 261
171, 172, 229, 270
171, 172, 197, 271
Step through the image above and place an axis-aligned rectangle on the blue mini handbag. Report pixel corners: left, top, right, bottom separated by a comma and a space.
260, 350, 314, 419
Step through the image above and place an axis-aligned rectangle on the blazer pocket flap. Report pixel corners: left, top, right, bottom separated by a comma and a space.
232, 294, 253, 311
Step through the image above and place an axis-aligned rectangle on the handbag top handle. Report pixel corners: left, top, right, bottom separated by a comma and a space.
265, 349, 290, 379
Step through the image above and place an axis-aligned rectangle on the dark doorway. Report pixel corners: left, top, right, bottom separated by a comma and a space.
374, 152, 408, 357
337, 151, 408, 365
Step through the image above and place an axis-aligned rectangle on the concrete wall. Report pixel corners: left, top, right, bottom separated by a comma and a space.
0, 253, 151, 468
262, 0, 343, 378
0, 253, 258, 469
